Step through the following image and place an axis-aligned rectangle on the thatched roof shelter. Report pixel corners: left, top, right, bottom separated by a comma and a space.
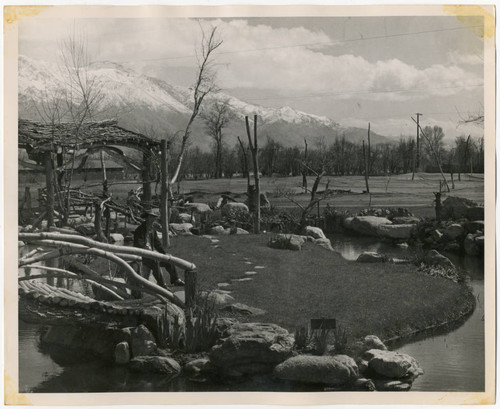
18, 118, 160, 154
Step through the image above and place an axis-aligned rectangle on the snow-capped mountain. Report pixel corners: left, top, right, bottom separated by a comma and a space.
18, 55, 391, 150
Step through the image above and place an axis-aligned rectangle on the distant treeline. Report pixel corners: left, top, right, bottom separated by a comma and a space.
174, 128, 484, 179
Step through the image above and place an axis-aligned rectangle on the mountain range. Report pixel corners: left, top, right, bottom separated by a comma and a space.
18, 55, 392, 151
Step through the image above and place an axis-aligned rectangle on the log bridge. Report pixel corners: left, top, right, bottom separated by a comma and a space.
18, 232, 198, 327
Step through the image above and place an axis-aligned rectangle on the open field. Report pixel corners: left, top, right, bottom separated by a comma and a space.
19, 173, 484, 219
167, 234, 474, 343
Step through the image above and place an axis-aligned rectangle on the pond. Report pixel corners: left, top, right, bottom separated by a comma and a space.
18, 236, 484, 392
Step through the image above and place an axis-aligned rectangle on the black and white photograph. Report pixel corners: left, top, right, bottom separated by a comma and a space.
4, 4, 495, 405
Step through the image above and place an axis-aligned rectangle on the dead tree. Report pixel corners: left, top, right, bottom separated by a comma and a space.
362, 140, 370, 193
302, 138, 308, 193
411, 118, 450, 192
170, 25, 223, 185
245, 115, 260, 234
237, 136, 251, 188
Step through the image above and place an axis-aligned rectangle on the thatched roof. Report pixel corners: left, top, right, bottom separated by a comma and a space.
18, 119, 161, 153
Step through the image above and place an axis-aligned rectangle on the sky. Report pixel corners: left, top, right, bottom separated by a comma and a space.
18, 15, 485, 141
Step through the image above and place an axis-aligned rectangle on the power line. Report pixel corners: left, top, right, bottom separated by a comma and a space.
116, 25, 483, 63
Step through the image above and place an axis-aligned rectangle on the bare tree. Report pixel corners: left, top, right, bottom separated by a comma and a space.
57, 26, 105, 224
170, 25, 223, 185
202, 100, 230, 178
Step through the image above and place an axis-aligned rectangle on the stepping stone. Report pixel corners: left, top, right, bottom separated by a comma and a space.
211, 239, 220, 243
212, 289, 231, 295
245, 271, 257, 275
254, 266, 265, 269
232, 277, 253, 282
244, 261, 253, 265
217, 283, 231, 288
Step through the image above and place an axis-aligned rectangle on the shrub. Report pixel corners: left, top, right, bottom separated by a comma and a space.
155, 307, 184, 350
332, 324, 349, 354
311, 327, 331, 356
294, 326, 309, 350
184, 295, 219, 353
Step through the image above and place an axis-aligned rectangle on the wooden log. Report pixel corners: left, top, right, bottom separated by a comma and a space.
19, 232, 195, 270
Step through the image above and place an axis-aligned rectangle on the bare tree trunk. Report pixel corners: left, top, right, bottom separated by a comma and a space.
142, 151, 152, 208
237, 136, 250, 188
302, 138, 308, 192
245, 115, 260, 234
362, 140, 370, 193
161, 139, 170, 249
43, 152, 55, 229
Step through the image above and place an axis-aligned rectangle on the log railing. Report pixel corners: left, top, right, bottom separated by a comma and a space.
18, 232, 197, 309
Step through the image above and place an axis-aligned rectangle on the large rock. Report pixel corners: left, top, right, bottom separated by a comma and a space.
109, 233, 124, 243
184, 203, 212, 214
268, 234, 305, 251
209, 225, 225, 235
391, 216, 421, 225
130, 324, 157, 357
441, 196, 477, 220
177, 213, 195, 223
114, 341, 131, 364
313, 238, 334, 251
349, 216, 392, 236
184, 358, 211, 375
343, 217, 354, 229
304, 226, 326, 240
424, 250, 455, 270
364, 349, 423, 379
129, 356, 181, 375
274, 355, 358, 385
221, 202, 249, 218
376, 224, 414, 239
361, 335, 387, 351
466, 206, 484, 221
444, 223, 465, 240
464, 233, 481, 256
226, 227, 250, 235
169, 223, 193, 234
465, 220, 484, 234
357, 252, 386, 263
220, 303, 266, 316
210, 322, 294, 376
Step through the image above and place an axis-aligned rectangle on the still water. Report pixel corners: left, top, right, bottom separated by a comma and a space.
18, 236, 484, 392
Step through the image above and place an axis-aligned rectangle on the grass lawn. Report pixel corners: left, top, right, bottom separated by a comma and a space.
169, 233, 474, 344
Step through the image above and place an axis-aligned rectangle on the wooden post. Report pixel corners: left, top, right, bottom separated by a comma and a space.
185, 270, 197, 310
245, 115, 261, 234
100, 150, 108, 196
160, 139, 170, 249
362, 140, 370, 193
302, 138, 308, 193
43, 151, 54, 229
142, 151, 152, 208
367, 123, 371, 176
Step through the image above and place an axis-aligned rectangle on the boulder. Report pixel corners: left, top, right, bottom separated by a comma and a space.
129, 356, 181, 375
273, 355, 358, 385
431, 229, 444, 242
304, 226, 327, 240
466, 206, 484, 221
227, 227, 249, 235
184, 203, 212, 214
357, 252, 386, 263
220, 303, 266, 316
177, 213, 194, 223
364, 349, 423, 378
349, 216, 392, 237
362, 335, 387, 351
221, 202, 249, 217
74, 223, 96, 236
391, 216, 420, 225
352, 377, 376, 391
374, 379, 412, 391
184, 358, 211, 375
464, 234, 481, 256
444, 242, 461, 253
109, 233, 124, 243
210, 322, 294, 376
351, 335, 387, 358
441, 196, 477, 220
268, 234, 305, 251
424, 250, 455, 270
130, 324, 157, 357
169, 223, 193, 234
313, 238, 334, 251
202, 290, 235, 306
209, 225, 225, 235
343, 217, 354, 229
376, 224, 414, 240
114, 341, 131, 365
465, 220, 484, 234
444, 223, 464, 240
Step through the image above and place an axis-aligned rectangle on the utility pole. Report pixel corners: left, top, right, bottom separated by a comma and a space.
415, 113, 422, 170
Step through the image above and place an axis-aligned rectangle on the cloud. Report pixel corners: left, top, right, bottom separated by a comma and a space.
447, 50, 483, 65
